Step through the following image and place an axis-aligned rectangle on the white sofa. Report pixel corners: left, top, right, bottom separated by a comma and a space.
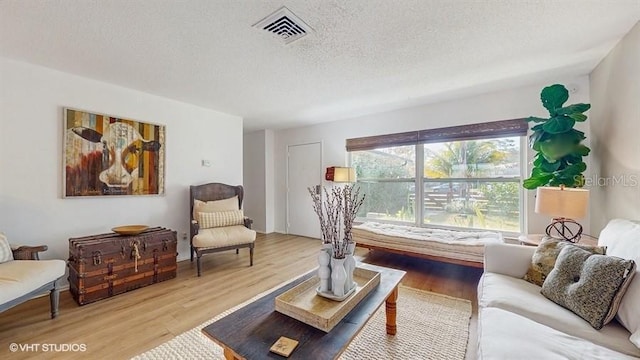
478, 219, 640, 359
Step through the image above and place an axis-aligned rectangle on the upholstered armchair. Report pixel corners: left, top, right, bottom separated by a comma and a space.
190, 183, 256, 276
0, 233, 66, 318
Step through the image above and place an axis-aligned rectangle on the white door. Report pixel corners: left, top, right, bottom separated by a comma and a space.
287, 142, 322, 239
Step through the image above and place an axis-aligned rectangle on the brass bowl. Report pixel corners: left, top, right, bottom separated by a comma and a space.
111, 225, 149, 235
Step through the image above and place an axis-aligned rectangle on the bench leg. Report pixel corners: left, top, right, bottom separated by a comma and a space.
50, 281, 60, 319
249, 244, 254, 266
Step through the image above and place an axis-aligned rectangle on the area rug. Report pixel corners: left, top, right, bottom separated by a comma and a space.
132, 285, 472, 360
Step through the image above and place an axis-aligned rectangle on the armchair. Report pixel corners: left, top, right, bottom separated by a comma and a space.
190, 183, 256, 276
0, 233, 66, 318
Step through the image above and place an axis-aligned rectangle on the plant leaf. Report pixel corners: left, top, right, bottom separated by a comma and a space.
540, 140, 576, 160
523, 170, 553, 189
568, 113, 587, 122
540, 159, 561, 172
558, 103, 591, 115
573, 144, 591, 156
527, 116, 548, 123
542, 116, 575, 134
531, 124, 544, 131
533, 153, 545, 167
541, 84, 569, 112
562, 154, 583, 165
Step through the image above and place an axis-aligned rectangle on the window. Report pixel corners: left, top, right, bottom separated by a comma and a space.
347, 119, 527, 233
351, 146, 416, 223
422, 137, 521, 232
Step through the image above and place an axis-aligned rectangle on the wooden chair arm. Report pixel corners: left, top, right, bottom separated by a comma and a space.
11, 245, 48, 260
190, 219, 200, 237
244, 217, 253, 229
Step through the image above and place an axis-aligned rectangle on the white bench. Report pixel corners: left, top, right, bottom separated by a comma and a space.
353, 222, 504, 268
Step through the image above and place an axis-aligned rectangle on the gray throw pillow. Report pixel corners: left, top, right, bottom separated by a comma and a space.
541, 245, 636, 329
524, 237, 606, 286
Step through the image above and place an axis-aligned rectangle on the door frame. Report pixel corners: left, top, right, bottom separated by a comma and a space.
285, 141, 323, 236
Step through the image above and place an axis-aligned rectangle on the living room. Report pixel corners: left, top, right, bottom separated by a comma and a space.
1, 1, 640, 359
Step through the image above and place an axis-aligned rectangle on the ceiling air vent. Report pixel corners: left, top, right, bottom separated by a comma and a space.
253, 6, 313, 45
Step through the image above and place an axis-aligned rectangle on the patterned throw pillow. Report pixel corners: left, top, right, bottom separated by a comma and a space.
523, 237, 606, 286
541, 245, 636, 329
198, 210, 244, 229
0, 232, 13, 263
192, 196, 239, 220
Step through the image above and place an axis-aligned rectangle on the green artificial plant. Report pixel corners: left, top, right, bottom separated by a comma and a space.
523, 84, 591, 189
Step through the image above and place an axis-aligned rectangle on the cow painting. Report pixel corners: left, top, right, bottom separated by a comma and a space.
63, 108, 165, 197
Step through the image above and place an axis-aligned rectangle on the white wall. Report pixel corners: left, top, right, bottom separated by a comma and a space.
589, 21, 640, 234
264, 129, 275, 233
0, 58, 243, 263
243, 131, 267, 232
243, 129, 276, 233
272, 77, 592, 236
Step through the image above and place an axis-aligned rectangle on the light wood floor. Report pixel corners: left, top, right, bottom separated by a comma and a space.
0, 233, 483, 359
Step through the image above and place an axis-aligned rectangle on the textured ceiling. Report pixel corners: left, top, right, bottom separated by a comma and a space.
1, 1, 639, 131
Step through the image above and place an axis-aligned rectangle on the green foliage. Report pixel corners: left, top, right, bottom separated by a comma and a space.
480, 183, 520, 214
351, 148, 415, 221
523, 84, 590, 189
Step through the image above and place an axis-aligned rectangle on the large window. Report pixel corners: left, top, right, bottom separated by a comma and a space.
348, 119, 526, 233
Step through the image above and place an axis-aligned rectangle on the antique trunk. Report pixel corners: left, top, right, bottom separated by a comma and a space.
68, 227, 177, 305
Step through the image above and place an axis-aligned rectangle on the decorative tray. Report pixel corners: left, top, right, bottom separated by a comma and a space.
111, 225, 149, 235
274, 267, 381, 332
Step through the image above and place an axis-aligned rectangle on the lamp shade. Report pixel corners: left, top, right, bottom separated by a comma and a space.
535, 187, 589, 219
332, 167, 356, 183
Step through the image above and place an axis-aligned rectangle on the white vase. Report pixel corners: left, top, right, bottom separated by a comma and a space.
331, 257, 347, 298
344, 242, 356, 293
317, 248, 331, 293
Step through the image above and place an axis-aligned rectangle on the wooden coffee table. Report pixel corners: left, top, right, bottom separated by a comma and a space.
202, 263, 406, 359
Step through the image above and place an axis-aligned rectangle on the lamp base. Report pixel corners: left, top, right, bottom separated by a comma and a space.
545, 218, 583, 243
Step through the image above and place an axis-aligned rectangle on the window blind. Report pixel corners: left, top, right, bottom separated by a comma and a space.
345, 118, 528, 152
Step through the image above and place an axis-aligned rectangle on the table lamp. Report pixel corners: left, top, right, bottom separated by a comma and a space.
535, 185, 589, 243
327, 167, 356, 183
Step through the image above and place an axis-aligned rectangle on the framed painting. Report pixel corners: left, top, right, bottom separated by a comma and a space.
63, 108, 165, 197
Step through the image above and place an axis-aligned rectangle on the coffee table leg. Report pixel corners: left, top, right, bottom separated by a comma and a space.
385, 285, 398, 335
223, 347, 239, 360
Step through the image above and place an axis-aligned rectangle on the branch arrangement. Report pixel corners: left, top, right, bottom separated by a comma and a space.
308, 184, 366, 259
342, 184, 366, 245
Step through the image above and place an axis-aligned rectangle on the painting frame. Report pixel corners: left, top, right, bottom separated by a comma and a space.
62, 107, 166, 198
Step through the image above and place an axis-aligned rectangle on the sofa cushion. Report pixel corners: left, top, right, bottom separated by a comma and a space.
0, 233, 13, 263
478, 307, 639, 360
541, 245, 636, 329
192, 225, 256, 249
478, 272, 640, 357
192, 196, 239, 219
524, 237, 606, 286
198, 210, 244, 229
599, 218, 640, 347
0, 260, 66, 305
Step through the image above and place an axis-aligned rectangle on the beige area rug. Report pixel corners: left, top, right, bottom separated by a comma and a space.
132, 285, 471, 360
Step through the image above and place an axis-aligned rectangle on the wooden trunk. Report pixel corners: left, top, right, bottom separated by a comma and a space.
68, 227, 177, 306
